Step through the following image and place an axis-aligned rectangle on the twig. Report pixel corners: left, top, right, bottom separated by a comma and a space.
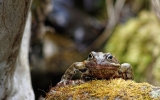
151, 0, 160, 20
83, 0, 126, 53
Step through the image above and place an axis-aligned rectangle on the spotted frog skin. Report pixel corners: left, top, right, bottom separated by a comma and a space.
60, 51, 134, 83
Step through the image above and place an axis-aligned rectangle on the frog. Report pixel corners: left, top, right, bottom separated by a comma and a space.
59, 51, 134, 85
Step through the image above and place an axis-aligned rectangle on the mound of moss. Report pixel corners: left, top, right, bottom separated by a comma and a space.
46, 79, 160, 100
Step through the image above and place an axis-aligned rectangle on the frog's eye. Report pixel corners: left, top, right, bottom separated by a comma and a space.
107, 55, 113, 60
88, 53, 93, 59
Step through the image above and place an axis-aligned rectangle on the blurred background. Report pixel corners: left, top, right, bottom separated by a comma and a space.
30, 0, 160, 99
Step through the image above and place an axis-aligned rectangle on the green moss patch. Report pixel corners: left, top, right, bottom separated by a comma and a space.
46, 79, 156, 100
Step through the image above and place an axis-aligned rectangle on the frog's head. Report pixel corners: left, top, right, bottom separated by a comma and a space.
86, 51, 120, 70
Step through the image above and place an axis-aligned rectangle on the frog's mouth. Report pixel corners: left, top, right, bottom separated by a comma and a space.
95, 63, 120, 70
86, 63, 120, 70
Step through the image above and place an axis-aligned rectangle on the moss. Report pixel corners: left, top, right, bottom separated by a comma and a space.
45, 79, 159, 100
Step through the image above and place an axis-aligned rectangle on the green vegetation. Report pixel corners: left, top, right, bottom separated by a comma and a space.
105, 11, 160, 83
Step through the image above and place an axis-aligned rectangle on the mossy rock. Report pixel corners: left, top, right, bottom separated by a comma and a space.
46, 79, 160, 100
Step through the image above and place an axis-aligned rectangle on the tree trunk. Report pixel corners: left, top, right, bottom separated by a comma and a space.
0, 0, 34, 100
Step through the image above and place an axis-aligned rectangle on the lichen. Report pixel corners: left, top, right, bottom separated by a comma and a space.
150, 88, 160, 99
45, 79, 158, 100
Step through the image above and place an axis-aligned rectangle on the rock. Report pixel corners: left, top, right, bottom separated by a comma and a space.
45, 79, 160, 100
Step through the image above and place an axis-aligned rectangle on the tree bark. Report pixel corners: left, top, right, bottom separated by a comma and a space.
0, 0, 34, 100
